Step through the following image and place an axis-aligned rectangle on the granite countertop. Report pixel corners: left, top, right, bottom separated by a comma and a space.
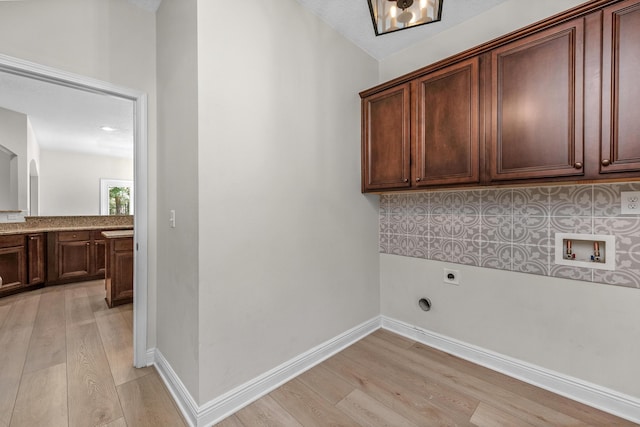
101, 229, 134, 239
0, 215, 134, 236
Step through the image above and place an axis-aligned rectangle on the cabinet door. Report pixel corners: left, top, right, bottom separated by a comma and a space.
362, 83, 411, 192
93, 239, 106, 276
489, 18, 585, 181
27, 233, 45, 285
600, 0, 640, 174
0, 246, 26, 291
414, 58, 480, 187
58, 241, 91, 280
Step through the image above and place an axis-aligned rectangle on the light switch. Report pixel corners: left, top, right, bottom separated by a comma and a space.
169, 210, 176, 228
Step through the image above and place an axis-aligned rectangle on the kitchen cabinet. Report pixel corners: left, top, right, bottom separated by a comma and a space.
47, 230, 108, 284
361, 58, 480, 192
361, 83, 411, 191
488, 18, 585, 182
27, 233, 46, 285
414, 58, 480, 187
360, 0, 640, 193
0, 235, 27, 294
103, 230, 134, 308
600, 0, 640, 175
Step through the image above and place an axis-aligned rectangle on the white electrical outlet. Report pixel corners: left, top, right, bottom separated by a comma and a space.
443, 268, 460, 285
621, 191, 640, 214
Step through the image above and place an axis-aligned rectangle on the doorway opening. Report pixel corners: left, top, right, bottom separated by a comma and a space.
0, 53, 149, 367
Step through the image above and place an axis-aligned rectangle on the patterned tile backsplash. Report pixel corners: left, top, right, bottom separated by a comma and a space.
379, 182, 640, 289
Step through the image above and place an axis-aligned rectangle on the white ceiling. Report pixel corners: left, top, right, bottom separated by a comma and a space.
0, 71, 134, 159
294, 0, 511, 60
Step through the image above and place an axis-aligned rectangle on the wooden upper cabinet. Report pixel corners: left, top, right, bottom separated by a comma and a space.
362, 83, 411, 192
489, 18, 585, 181
600, 0, 640, 174
413, 58, 480, 187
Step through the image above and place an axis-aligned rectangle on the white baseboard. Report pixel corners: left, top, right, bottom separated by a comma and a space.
381, 315, 640, 425
151, 315, 639, 426
152, 317, 381, 427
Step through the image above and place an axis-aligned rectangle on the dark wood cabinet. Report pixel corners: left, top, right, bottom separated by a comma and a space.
361, 59, 481, 191
48, 230, 111, 284
27, 233, 46, 285
360, 0, 640, 193
103, 231, 134, 308
0, 235, 26, 293
488, 18, 585, 182
361, 83, 411, 192
600, 0, 640, 174
414, 57, 480, 187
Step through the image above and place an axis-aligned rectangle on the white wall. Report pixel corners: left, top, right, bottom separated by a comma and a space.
26, 118, 41, 215
156, 0, 201, 402
377, 0, 640, 401
39, 149, 133, 216
0, 0, 157, 348
381, 255, 640, 398
196, 0, 380, 402
0, 149, 12, 208
0, 107, 27, 211
379, 0, 588, 81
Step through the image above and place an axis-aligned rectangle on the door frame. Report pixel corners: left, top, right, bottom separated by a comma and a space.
0, 53, 149, 367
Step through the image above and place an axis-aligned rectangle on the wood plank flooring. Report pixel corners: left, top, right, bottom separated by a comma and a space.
0, 280, 185, 427
2, 281, 636, 426
219, 329, 638, 426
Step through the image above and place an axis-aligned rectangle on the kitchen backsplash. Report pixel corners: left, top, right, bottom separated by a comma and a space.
379, 182, 640, 289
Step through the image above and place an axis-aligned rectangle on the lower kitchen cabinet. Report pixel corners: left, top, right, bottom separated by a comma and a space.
103, 231, 134, 308
0, 235, 27, 295
27, 233, 46, 285
47, 230, 110, 285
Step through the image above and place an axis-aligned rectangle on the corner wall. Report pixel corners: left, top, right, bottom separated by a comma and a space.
195, 0, 380, 403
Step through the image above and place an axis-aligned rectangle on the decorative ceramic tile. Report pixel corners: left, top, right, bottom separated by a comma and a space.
481, 215, 512, 243
408, 193, 429, 219
481, 242, 512, 270
379, 233, 390, 254
593, 182, 640, 217
379, 213, 390, 234
389, 211, 404, 235
449, 239, 481, 266
429, 214, 451, 239
407, 236, 429, 259
389, 234, 404, 256
549, 185, 592, 217
430, 191, 450, 215
402, 213, 417, 234
512, 216, 549, 246
512, 245, 550, 276
430, 237, 450, 262
594, 217, 640, 254
550, 216, 592, 236
550, 264, 592, 282
593, 252, 640, 288
456, 190, 482, 215
452, 215, 481, 241
513, 187, 549, 217
379, 194, 391, 215
481, 188, 512, 216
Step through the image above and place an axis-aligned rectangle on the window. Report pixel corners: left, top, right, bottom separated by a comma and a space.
100, 179, 134, 215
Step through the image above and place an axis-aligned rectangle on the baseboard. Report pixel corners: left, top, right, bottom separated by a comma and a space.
153, 349, 200, 427
381, 315, 640, 424
152, 316, 381, 427
145, 348, 155, 367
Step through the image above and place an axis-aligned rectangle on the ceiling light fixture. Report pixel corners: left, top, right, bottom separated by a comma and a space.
100, 126, 117, 132
367, 0, 443, 36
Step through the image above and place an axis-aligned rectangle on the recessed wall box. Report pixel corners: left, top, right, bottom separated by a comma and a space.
554, 233, 615, 271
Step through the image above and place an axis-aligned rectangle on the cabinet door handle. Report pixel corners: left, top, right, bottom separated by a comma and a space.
403, 178, 408, 183
416, 177, 421, 182
602, 159, 611, 167
86, 242, 90, 246
573, 162, 583, 170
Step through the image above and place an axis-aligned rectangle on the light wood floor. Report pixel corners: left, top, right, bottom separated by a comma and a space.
218, 329, 637, 427
0, 280, 186, 427
2, 282, 636, 427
